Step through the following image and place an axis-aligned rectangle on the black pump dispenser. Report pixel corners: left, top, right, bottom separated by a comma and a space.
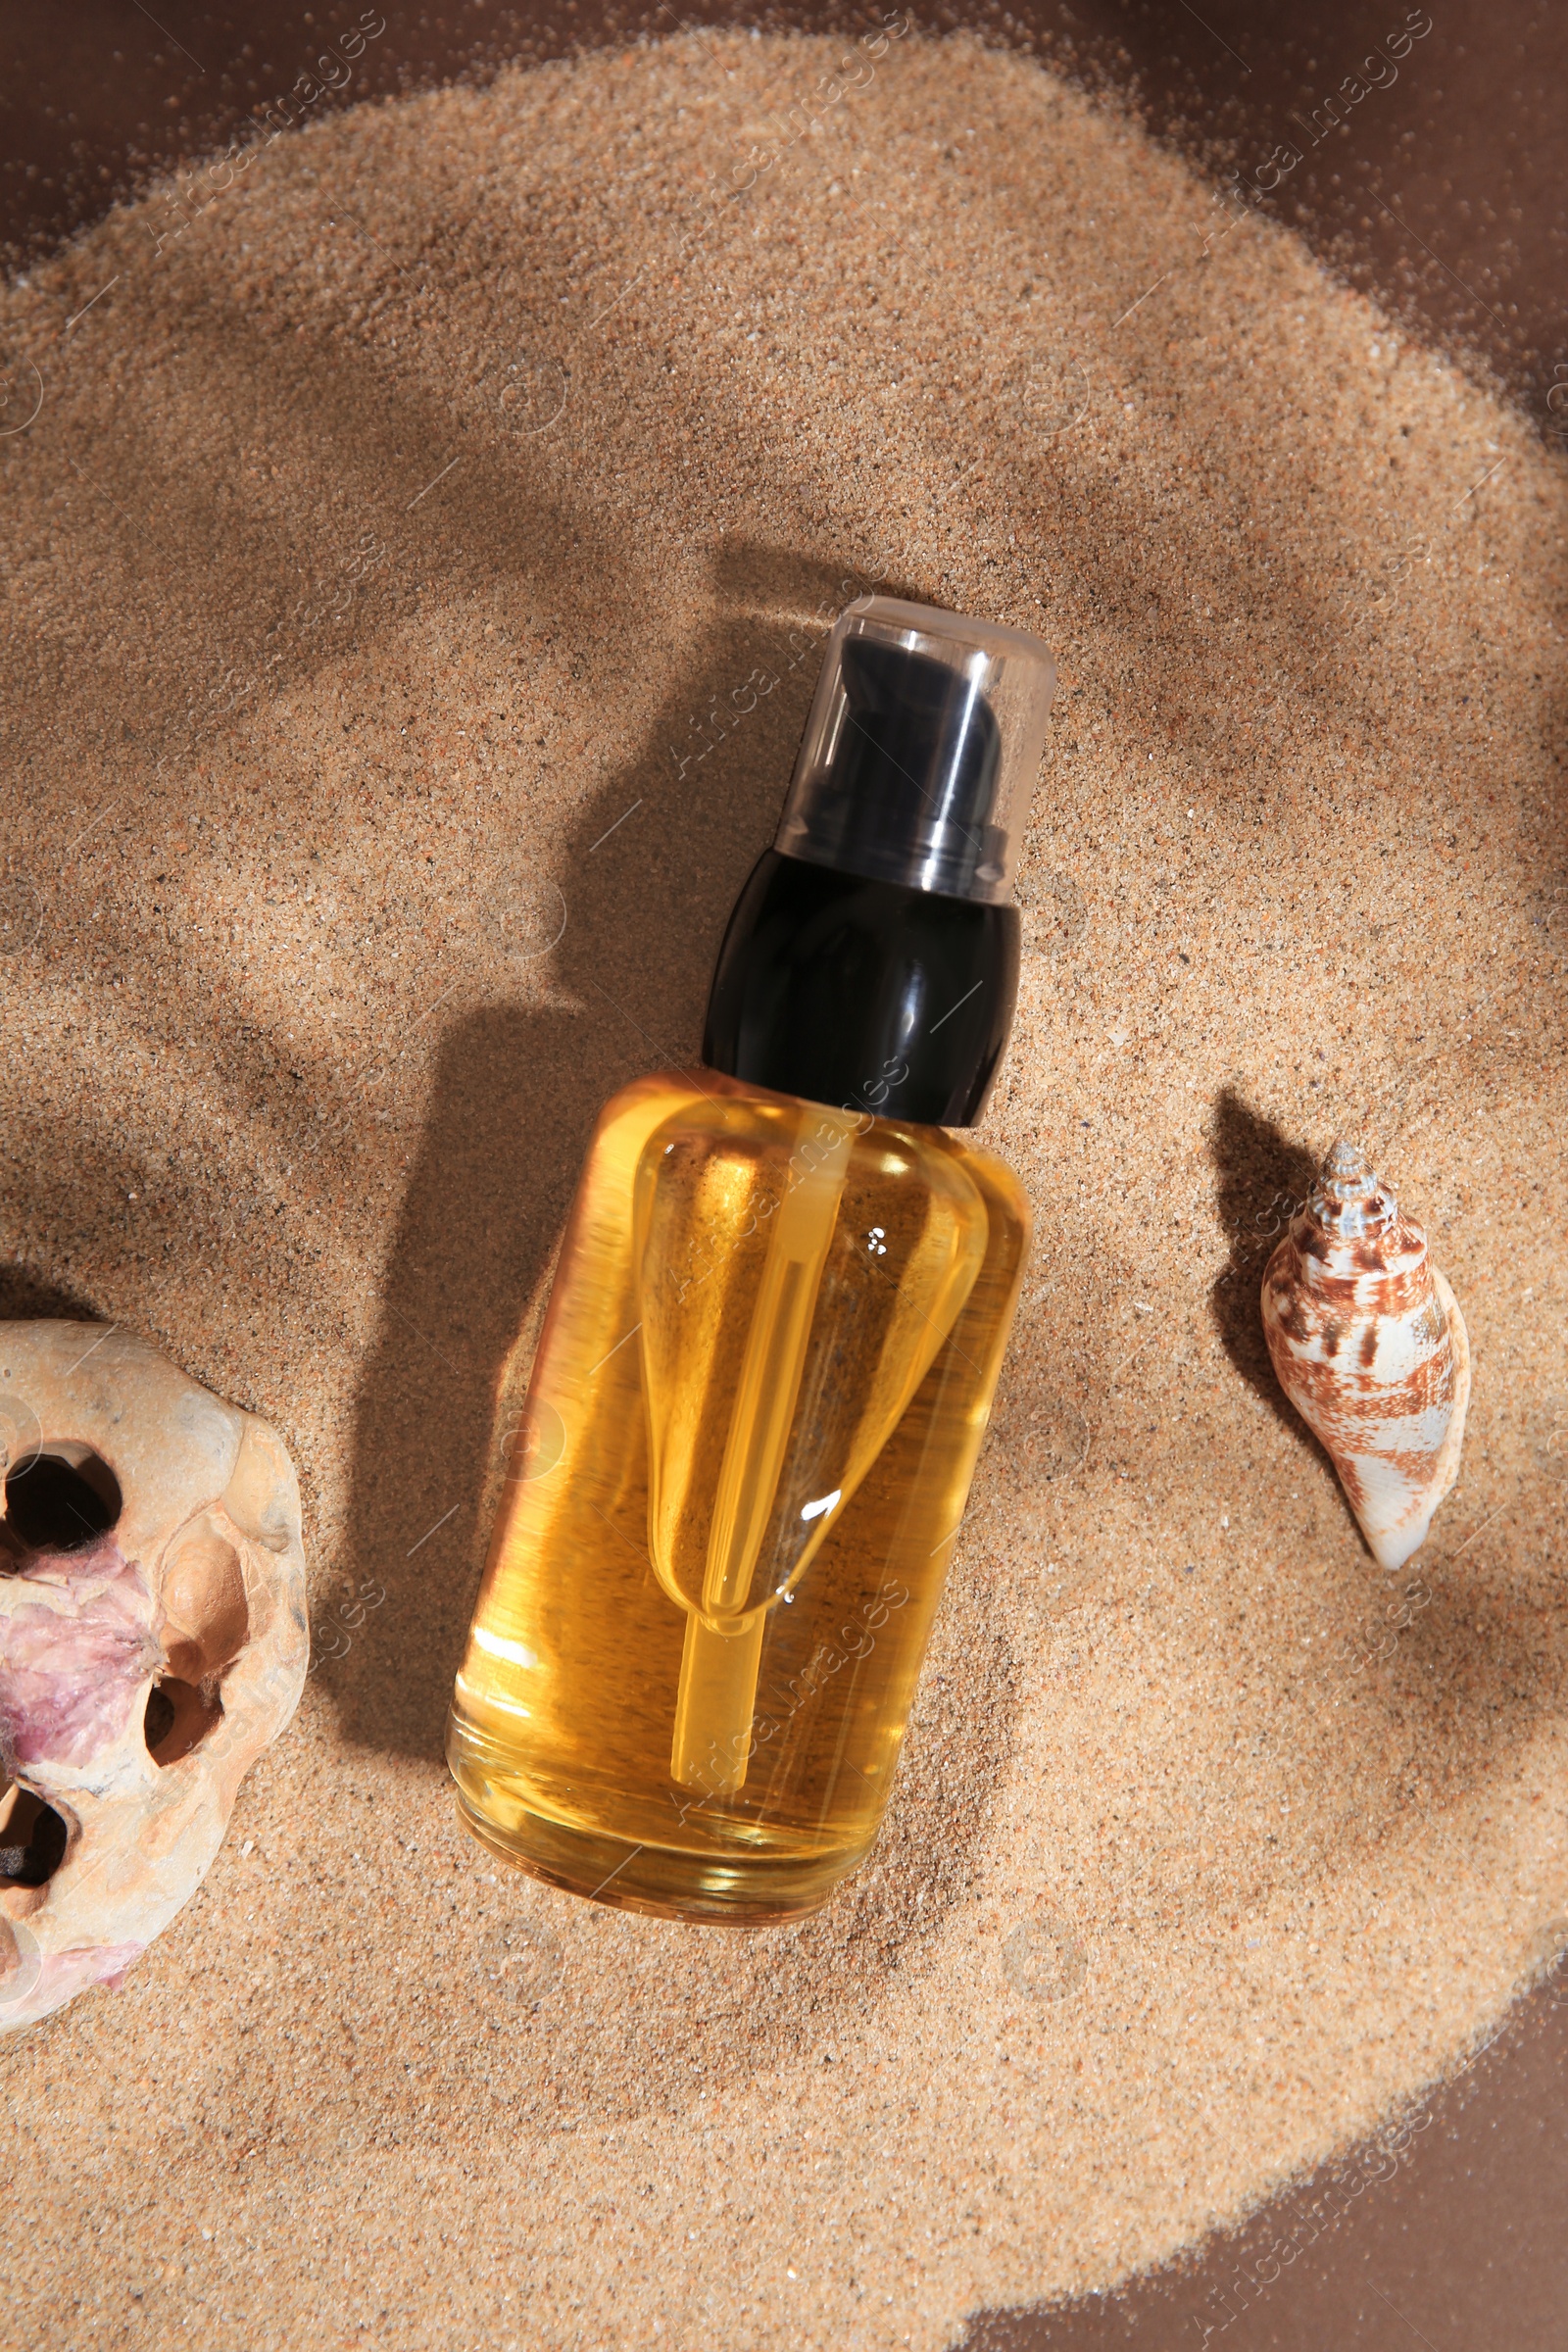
790, 636, 1004, 902
703, 597, 1055, 1128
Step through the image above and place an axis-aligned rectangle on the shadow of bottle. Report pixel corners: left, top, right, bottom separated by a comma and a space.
328, 544, 925, 1760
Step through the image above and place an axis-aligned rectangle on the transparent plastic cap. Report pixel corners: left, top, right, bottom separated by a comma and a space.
773, 596, 1056, 905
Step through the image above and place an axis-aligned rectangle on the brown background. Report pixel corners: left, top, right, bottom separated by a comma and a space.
3, 4, 1564, 2344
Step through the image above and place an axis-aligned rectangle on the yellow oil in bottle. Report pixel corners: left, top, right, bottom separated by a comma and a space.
447, 1066, 1030, 1924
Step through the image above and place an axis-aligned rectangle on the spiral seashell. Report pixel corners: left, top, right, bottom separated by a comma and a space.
1260, 1141, 1469, 1572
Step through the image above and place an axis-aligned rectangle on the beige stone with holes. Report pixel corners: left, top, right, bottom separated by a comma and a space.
0, 1323, 308, 2031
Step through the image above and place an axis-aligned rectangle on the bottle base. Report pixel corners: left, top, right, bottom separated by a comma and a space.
453, 1791, 862, 1927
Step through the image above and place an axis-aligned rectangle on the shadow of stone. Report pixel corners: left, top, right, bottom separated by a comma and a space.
0, 1269, 101, 1322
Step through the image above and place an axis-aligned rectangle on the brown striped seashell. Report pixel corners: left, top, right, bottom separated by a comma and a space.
1260, 1142, 1469, 1572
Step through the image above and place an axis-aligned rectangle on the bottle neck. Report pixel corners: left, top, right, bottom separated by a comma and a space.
701, 851, 1019, 1129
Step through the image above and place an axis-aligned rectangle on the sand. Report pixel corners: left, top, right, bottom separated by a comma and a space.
2, 25, 1566, 2349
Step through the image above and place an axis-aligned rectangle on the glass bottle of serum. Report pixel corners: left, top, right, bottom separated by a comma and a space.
448, 596, 1055, 1923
